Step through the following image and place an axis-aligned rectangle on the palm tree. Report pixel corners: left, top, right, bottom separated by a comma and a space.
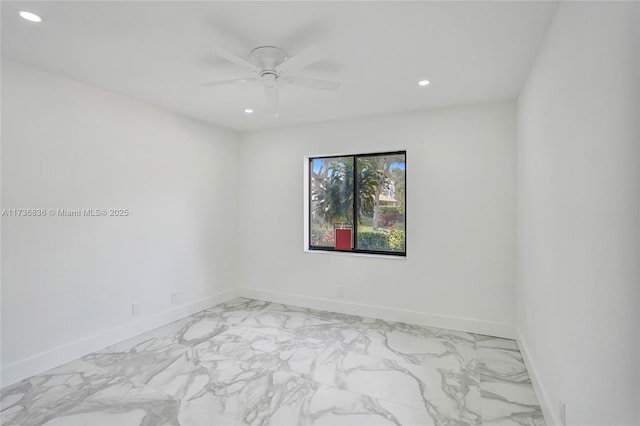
312, 158, 354, 226
366, 154, 404, 230
311, 157, 383, 227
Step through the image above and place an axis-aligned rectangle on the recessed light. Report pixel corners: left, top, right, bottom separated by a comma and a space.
244, 108, 254, 114
18, 10, 43, 23
418, 80, 430, 87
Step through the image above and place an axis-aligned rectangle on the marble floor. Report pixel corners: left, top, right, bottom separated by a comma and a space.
1, 298, 545, 426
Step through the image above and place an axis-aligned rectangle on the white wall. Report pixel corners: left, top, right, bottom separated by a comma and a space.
1, 60, 239, 386
237, 102, 517, 337
517, 2, 640, 425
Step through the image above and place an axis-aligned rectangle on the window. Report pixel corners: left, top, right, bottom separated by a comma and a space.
309, 151, 406, 256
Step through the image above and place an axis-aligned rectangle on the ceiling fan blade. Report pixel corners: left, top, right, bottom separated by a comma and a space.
264, 84, 279, 117
200, 77, 257, 87
264, 84, 276, 106
275, 46, 322, 75
285, 75, 340, 91
212, 46, 257, 71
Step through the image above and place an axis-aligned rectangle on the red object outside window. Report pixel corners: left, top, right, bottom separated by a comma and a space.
335, 228, 352, 250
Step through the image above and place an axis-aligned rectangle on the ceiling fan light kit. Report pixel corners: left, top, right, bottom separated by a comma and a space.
202, 45, 341, 117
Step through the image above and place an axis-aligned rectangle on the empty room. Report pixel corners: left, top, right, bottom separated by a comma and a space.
1, 1, 638, 425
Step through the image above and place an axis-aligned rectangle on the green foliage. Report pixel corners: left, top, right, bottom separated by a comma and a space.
312, 158, 354, 224
379, 206, 404, 226
365, 154, 405, 230
356, 158, 384, 218
312, 157, 384, 225
388, 229, 406, 252
390, 167, 406, 206
359, 217, 373, 227
311, 153, 406, 249
379, 206, 402, 215
310, 229, 335, 247
357, 231, 390, 251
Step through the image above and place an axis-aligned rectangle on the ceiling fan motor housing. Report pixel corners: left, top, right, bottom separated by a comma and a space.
251, 46, 288, 72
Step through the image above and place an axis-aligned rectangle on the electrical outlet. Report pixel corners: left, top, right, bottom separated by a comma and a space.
559, 400, 566, 426
171, 292, 178, 304
336, 285, 344, 298
132, 303, 140, 316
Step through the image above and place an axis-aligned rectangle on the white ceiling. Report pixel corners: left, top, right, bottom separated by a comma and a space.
1, 1, 558, 132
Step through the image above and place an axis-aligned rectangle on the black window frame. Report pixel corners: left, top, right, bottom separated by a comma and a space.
308, 150, 406, 257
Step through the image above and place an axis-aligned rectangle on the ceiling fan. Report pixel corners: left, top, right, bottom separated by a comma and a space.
201, 46, 341, 116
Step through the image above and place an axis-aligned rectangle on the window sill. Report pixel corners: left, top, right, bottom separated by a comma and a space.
304, 249, 407, 260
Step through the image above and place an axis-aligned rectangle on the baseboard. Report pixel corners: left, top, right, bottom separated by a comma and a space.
238, 287, 516, 339
517, 329, 557, 426
1, 288, 237, 388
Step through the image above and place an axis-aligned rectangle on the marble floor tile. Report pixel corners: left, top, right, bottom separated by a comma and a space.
93, 317, 196, 355
478, 349, 530, 384
39, 379, 181, 426
139, 325, 481, 424
172, 315, 232, 348
476, 335, 519, 351
202, 323, 345, 357
0, 360, 123, 426
477, 335, 544, 425
480, 382, 545, 426
295, 383, 438, 426
141, 360, 437, 426
198, 298, 270, 326
287, 347, 482, 425
40, 377, 242, 426
1, 298, 547, 426
356, 318, 477, 347
246, 303, 346, 330
353, 327, 478, 376
82, 338, 193, 388
477, 335, 531, 384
